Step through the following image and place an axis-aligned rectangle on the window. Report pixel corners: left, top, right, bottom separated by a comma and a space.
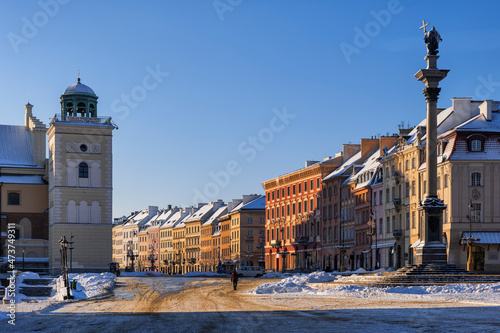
79, 162, 89, 178
310, 199, 314, 211
287, 187, 290, 196
247, 244, 253, 252
471, 139, 482, 152
412, 180, 416, 196
247, 230, 253, 237
412, 157, 416, 169
386, 188, 390, 203
272, 191, 275, 200
304, 181, 308, 192
248, 217, 253, 224
437, 177, 441, 190
298, 202, 302, 214
373, 192, 377, 206
405, 160, 409, 171
405, 182, 410, 197
292, 204, 296, 215
471, 172, 481, 186
310, 180, 314, 190
260, 217, 265, 224
282, 188, 285, 198
304, 200, 308, 212
444, 175, 449, 188
412, 211, 416, 229
470, 203, 481, 222
334, 185, 338, 195
298, 183, 301, 193
406, 212, 410, 229
277, 189, 279, 199
293, 185, 296, 195
7, 192, 20, 205
317, 178, 320, 189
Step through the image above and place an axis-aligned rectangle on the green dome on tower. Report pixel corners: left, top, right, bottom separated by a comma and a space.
60, 78, 99, 120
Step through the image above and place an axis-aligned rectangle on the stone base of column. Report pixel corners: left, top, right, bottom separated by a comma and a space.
414, 242, 447, 265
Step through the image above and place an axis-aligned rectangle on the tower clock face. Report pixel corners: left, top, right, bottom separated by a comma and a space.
80, 144, 88, 152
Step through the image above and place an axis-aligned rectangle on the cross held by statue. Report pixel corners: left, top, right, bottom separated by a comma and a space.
420, 19, 429, 34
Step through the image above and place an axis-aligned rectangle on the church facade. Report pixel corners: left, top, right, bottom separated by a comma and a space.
0, 79, 116, 274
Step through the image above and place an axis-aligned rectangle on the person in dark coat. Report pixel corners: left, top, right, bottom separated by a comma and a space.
230, 270, 239, 290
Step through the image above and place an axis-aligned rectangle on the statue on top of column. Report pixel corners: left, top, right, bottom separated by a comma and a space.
424, 26, 442, 56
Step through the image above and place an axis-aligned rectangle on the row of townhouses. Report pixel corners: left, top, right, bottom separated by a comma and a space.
112, 195, 265, 274
263, 97, 500, 273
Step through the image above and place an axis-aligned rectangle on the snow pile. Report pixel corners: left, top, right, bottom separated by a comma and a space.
120, 271, 168, 277
250, 271, 500, 304
69, 273, 115, 300
252, 271, 336, 294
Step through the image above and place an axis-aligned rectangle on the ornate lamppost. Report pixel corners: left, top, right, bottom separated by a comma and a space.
127, 241, 138, 272
59, 236, 72, 299
462, 201, 480, 271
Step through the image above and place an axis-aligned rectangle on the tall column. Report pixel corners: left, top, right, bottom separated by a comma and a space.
414, 52, 449, 265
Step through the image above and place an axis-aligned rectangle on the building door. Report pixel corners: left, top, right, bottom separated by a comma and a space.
472, 246, 485, 271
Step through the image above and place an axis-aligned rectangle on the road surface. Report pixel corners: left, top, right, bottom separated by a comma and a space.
6, 276, 500, 332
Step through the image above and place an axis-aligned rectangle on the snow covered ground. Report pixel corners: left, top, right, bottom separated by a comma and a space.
249, 271, 500, 305
0, 271, 116, 324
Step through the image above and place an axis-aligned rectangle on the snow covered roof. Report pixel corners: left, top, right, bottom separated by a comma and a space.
0, 125, 36, 167
202, 205, 228, 227
352, 150, 381, 189
323, 151, 362, 181
231, 195, 265, 213
0, 175, 45, 184
185, 204, 213, 222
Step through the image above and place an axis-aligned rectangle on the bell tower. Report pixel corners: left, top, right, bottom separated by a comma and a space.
48, 78, 116, 274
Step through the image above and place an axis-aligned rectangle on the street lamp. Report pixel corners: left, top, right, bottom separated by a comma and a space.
59, 235, 72, 299
127, 241, 138, 272
69, 234, 74, 274
463, 201, 480, 271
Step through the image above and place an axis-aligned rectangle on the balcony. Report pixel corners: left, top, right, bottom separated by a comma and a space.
393, 229, 403, 238
270, 240, 281, 248
393, 198, 402, 208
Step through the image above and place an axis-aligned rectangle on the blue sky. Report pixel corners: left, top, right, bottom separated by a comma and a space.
1, 1, 500, 218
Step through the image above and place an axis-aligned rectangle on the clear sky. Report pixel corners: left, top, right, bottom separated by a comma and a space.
1, 1, 499, 218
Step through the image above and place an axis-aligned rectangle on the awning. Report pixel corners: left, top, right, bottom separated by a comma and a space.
371, 242, 394, 249
461, 232, 500, 244
410, 239, 421, 248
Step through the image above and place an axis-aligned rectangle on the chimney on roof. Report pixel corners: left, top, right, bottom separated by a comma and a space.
342, 144, 361, 161
479, 100, 493, 121
360, 138, 378, 157
378, 136, 397, 156
167, 204, 172, 210
305, 161, 319, 167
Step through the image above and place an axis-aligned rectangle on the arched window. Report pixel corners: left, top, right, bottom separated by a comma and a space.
77, 102, 86, 117
89, 104, 96, 117
79, 162, 89, 178
467, 134, 485, 152
471, 172, 481, 186
65, 102, 73, 116
471, 140, 482, 152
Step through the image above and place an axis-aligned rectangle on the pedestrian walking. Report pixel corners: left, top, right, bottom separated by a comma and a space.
230, 270, 239, 290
